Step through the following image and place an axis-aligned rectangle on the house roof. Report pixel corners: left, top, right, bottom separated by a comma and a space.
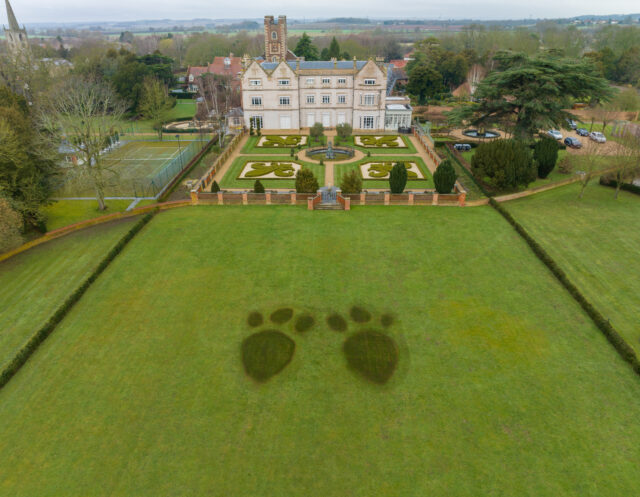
260, 60, 369, 71
187, 56, 243, 80
390, 59, 408, 69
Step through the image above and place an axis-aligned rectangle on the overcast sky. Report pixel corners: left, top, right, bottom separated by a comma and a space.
2, 0, 640, 24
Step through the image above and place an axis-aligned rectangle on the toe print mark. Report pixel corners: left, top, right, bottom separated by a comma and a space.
270, 308, 294, 324
350, 306, 372, 323
327, 313, 348, 332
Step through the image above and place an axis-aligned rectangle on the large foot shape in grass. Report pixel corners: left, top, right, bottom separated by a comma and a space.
241, 306, 399, 385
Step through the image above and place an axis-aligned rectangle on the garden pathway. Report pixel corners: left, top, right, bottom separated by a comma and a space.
408, 135, 439, 174
208, 134, 250, 191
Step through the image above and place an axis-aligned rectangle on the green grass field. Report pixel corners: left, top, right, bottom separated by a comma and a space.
334, 156, 434, 189
0, 206, 639, 495
505, 182, 640, 354
0, 218, 138, 372
220, 155, 325, 190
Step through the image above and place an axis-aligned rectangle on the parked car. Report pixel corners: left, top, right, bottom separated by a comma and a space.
590, 131, 607, 143
577, 128, 589, 137
547, 129, 563, 140
454, 143, 472, 151
564, 137, 582, 149
567, 119, 578, 130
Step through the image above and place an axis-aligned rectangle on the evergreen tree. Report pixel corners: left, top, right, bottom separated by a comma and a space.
295, 168, 319, 193
211, 180, 221, 193
328, 37, 341, 59
533, 137, 559, 179
340, 170, 362, 194
253, 180, 265, 193
294, 33, 319, 61
433, 159, 457, 193
389, 162, 408, 193
471, 139, 536, 190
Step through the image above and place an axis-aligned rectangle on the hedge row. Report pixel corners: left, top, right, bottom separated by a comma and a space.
599, 177, 640, 196
442, 145, 492, 197
0, 212, 156, 391
489, 198, 640, 376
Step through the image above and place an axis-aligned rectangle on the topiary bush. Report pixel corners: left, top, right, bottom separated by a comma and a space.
336, 123, 353, 141
310, 122, 324, 143
471, 139, 536, 191
211, 180, 221, 193
253, 180, 265, 193
433, 159, 457, 193
534, 137, 559, 179
340, 170, 362, 194
295, 168, 319, 193
389, 162, 408, 193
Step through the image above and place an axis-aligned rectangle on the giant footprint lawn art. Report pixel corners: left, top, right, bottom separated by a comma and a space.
241, 306, 399, 385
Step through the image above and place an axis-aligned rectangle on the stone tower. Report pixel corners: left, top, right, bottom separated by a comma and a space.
264, 15, 287, 62
3, 0, 29, 55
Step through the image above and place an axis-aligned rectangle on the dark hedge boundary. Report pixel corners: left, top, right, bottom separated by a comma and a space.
490, 198, 640, 376
0, 212, 156, 391
599, 177, 640, 196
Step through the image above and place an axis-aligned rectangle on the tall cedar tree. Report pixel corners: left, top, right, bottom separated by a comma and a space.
328, 37, 341, 59
389, 162, 408, 193
449, 51, 612, 139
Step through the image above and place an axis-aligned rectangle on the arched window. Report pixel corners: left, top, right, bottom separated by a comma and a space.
272, 31, 277, 40
272, 56, 278, 62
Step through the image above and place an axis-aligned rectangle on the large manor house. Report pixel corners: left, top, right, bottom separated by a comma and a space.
241, 16, 413, 132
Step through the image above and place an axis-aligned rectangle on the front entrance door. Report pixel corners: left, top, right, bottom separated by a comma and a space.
280, 115, 291, 129
307, 113, 315, 127
322, 113, 331, 127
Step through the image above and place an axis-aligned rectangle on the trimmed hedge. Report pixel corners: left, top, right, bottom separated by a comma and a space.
0, 212, 156, 391
600, 176, 640, 196
490, 198, 640, 376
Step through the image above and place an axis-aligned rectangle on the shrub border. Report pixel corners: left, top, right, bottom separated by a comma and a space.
0, 211, 156, 391
490, 198, 640, 376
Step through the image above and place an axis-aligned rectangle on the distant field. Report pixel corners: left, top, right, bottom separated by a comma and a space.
505, 182, 640, 354
0, 206, 639, 496
0, 218, 137, 373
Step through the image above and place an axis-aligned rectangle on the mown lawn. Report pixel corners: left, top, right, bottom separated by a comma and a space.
0, 206, 639, 496
0, 218, 138, 372
505, 182, 640, 353
219, 155, 325, 190
333, 156, 434, 189
44, 199, 136, 232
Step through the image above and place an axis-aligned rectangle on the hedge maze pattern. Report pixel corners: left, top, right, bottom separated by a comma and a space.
257, 135, 307, 148
239, 162, 302, 179
241, 306, 399, 385
355, 136, 406, 148
359, 162, 424, 180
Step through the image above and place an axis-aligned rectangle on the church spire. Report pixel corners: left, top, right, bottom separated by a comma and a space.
5, 0, 20, 31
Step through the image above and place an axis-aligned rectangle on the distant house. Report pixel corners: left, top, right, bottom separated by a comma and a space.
186, 55, 243, 92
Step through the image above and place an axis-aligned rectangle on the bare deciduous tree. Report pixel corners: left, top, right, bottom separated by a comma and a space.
41, 78, 127, 210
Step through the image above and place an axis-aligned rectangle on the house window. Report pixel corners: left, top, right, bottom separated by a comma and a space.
272, 56, 278, 62
338, 95, 347, 104
279, 96, 291, 106
321, 77, 331, 84
337, 78, 346, 84
249, 79, 262, 86
306, 78, 314, 85
364, 79, 376, 85
250, 116, 263, 128
363, 116, 375, 129
189, 75, 194, 82
364, 94, 376, 106
306, 95, 315, 104
251, 96, 262, 106
272, 31, 278, 40
322, 95, 330, 104
278, 79, 290, 86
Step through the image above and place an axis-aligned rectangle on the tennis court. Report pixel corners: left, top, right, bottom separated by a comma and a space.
57, 138, 209, 198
